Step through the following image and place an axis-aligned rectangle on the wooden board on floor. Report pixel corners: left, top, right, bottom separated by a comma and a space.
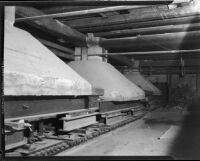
63, 115, 97, 131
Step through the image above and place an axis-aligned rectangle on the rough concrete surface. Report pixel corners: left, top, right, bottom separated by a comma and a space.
124, 71, 161, 95
4, 20, 92, 96
57, 106, 200, 160
69, 60, 145, 101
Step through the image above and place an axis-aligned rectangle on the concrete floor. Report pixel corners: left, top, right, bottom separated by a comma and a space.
57, 103, 200, 160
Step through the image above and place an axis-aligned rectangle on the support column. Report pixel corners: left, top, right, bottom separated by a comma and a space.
75, 33, 107, 62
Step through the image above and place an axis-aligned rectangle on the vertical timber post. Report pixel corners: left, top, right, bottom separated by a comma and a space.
75, 33, 106, 61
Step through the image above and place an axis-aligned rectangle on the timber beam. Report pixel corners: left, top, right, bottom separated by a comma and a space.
48, 48, 75, 60
139, 59, 200, 67
41, 0, 173, 5
37, 38, 74, 55
66, 3, 199, 30
15, 6, 87, 47
16, 6, 149, 22
140, 67, 200, 74
87, 49, 200, 56
94, 22, 200, 38
77, 15, 200, 33
99, 30, 200, 50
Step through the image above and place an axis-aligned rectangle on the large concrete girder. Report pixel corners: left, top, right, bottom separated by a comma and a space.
123, 70, 161, 95
69, 60, 145, 101
4, 21, 93, 96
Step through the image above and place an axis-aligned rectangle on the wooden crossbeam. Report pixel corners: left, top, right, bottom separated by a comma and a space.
66, 3, 199, 29
99, 31, 200, 50
88, 49, 200, 56
94, 22, 200, 38
44, 0, 173, 5
49, 48, 75, 60
140, 67, 200, 74
139, 59, 200, 67
38, 38, 74, 54
78, 15, 200, 33
16, 6, 147, 22
15, 7, 87, 47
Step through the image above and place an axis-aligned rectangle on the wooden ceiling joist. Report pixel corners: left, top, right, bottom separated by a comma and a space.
139, 59, 200, 67
66, 3, 199, 29
16, 6, 147, 22
94, 49, 200, 56
43, 0, 173, 5
94, 22, 200, 38
129, 54, 200, 60
78, 15, 200, 33
99, 30, 200, 50
15, 6, 87, 47
37, 38, 74, 55
49, 48, 75, 60
141, 68, 200, 74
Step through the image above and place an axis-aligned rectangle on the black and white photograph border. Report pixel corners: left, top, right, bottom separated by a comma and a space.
1, 0, 200, 160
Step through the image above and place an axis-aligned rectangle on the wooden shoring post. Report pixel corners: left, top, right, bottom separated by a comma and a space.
86, 33, 104, 61
75, 47, 88, 61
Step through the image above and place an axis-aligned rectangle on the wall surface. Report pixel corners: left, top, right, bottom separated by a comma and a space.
145, 74, 198, 104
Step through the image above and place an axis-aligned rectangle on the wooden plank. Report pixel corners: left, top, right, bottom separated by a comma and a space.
49, 48, 75, 60
61, 112, 99, 121
94, 22, 200, 38
140, 67, 200, 74
16, 6, 147, 21
15, 6, 87, 47
90, 49, 200, 56
101, 106, 140, 115
99, 31, 200, 50
39, 0, 173, 5
63, 115, 97, 131
77, 15, 200, 33
37, 38, 74, 54
140, 59, 200, 67
66, 3, 197, 29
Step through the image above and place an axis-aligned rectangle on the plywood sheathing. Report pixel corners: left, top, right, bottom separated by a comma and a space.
69, 60, 145, 101
4, 21, 92, 96
124, 71, 161, 95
